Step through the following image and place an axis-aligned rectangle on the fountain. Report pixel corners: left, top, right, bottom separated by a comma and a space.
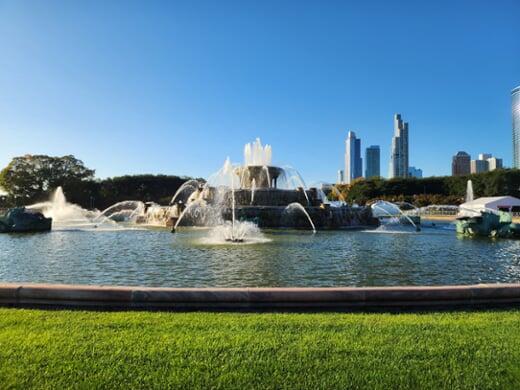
466, 180, 474, 203
370, 200, 421, 231
27, 187, 108, 229
27, 187, 144, 230
282, 203, 317, 233
169, 138, 379, 232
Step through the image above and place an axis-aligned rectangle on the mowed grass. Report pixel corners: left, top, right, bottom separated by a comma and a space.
2, 309, 520, 389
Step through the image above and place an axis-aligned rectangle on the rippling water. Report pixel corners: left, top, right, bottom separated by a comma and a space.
1, 221, 520, 287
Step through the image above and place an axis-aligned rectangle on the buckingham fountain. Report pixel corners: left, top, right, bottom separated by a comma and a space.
167, 138, 378, 239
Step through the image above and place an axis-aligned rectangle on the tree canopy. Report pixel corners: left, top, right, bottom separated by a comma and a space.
329, 169, 520, 206
0, 155, 198, 210
0, 155, 95, 205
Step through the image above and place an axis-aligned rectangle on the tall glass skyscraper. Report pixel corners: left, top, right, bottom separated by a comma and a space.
389, 114, 409, 178
513, 86, 520, 169
365, 145, 380, 178
345, 131, 362, 184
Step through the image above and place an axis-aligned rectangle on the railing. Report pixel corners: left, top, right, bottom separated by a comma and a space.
405, 208, 520, 218
417, 209, 458, 216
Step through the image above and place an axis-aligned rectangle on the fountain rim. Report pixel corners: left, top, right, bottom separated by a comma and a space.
1, 282, 520, 312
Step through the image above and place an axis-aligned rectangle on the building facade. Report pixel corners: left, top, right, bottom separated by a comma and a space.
365, 145, 380, 178
471, 159, 489, 174
487, 157, 503, 171
469, 154, 503, 174
389, 113, 409, 178
408, 166, 423, 178
345, 131, 362, 184
452, 151, 471, 176
513, 86, 520, 169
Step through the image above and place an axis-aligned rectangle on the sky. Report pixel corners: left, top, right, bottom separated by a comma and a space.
0, 0, 519, 183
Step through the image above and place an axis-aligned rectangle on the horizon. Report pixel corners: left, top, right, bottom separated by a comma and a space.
1, 0, 519, 183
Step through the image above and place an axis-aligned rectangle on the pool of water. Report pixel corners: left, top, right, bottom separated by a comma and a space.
1, 221, 520, 287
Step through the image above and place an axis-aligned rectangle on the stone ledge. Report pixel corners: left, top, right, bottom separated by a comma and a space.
1, 283, 520, 311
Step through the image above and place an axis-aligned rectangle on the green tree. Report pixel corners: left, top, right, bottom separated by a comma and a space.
0, 155, 95, 205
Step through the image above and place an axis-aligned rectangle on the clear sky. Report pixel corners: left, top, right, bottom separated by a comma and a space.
0, 0, 519, 183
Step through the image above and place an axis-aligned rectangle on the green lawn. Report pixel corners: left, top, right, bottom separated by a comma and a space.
1, 309, 520, 389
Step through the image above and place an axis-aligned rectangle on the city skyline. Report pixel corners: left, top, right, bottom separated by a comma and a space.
0, 1, 518, 183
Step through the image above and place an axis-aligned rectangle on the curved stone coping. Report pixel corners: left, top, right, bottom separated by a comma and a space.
2, 283, 520, 311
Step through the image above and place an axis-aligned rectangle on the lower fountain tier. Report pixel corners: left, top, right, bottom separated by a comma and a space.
174, 205, 379, 230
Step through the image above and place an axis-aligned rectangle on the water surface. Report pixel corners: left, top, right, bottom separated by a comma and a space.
1, 222, 519, 287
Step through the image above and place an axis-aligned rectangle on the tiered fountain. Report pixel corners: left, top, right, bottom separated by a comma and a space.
169, 138, 379, 232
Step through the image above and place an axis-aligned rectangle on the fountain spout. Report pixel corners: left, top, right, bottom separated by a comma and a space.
466, 180, 474, 203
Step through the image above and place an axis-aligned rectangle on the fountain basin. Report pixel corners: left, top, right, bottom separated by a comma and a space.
3, 282, 520, 311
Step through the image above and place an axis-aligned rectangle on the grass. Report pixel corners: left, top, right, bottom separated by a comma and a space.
1, 309, 520, 389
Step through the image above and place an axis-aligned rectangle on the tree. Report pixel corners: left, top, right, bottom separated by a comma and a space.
95, 174, 195, 209
339, 169, 520, 206
0, 155, 95, 205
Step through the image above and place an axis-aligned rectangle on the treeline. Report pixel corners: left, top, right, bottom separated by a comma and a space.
330, 169, 520, 206
0, 155, 199, 210
60, 174, 198, 210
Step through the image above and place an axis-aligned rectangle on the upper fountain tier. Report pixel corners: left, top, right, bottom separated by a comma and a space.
205, 138, 296, 190
239, 138, 283, 189
244, 138, 272, 167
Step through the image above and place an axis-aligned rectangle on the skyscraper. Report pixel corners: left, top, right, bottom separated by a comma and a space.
365, 145, 380, 178
389, 114, 409, 178
452, 151, 471, 176
345, 131, 362, 184
513, 86, 520, 169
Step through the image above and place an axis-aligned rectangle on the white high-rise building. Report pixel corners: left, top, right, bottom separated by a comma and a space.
389, 114, 409, 178
345, 131, 362, 184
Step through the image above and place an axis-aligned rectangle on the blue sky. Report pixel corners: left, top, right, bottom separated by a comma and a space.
0, 0, 519, 183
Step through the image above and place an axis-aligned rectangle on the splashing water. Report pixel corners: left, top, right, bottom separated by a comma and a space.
98, 201, 145, 222
27, 187, 121, 230
465, 180, 474, 203
251, 178, 256, 205
200, 221, 270, 245
370, 200, 419, 232
282, 202, 317, 233
170, 179, 202, 205
244, 138, 272, 166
